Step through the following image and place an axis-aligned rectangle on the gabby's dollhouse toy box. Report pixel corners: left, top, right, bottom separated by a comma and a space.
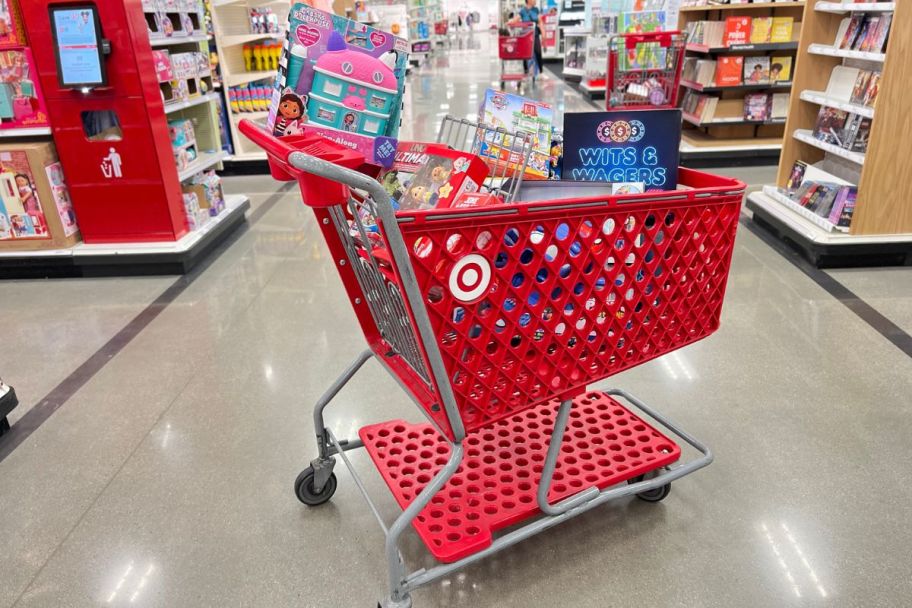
267, 4, 409, 168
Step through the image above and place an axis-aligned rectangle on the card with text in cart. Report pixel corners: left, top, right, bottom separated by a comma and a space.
561, 110, 681, 191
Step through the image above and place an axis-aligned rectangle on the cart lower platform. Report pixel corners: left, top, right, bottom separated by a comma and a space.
300, 349, 712, 608
361, 390, 681, 562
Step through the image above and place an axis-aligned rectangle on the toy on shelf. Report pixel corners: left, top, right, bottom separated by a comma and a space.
228, 84, 271, 112
0, 49, 49, 130
249, 7, 281, 34
143, 0, 205, 40
0, 0, 26, 50
0, 143, 80, 250
157, 50, 214, 104
267, 4, 409, 167
243, 42, 282, 72
168, 118, 198, 170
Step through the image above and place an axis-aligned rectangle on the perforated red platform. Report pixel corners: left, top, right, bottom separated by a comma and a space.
359, 391, 681, 563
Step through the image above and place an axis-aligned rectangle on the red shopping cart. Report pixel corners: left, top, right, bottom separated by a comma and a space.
499, 22, 536, 91
239, 116, 744, 607
607, 31, 686, 109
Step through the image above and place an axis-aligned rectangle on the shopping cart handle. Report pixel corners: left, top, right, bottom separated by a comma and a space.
621, 30, 679, 49
238, 119, 391, 209
238, 118, 297, 169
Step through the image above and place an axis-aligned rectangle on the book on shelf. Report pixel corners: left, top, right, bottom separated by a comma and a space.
686, 20, 724, 48
849, 70, 872, 106
844, 115, 872, 152
750, 17, 772, 44
714, 55, 743, 86
828, 187, 857, 227
836, 14, 891, 52
812, 106, 849, 146
723, 17, 751, 47
770, 17, 794, 43
771, 93, 789, 119
785, 160, 807, 193
743, 56, 770, 84
744, 93, 770, 121
825, 66, 860, 102
770, 56, 792, 82
862, 72, 881, 107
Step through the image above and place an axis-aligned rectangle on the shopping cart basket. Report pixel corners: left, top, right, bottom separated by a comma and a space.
499, 22, 535, 91
239, 117, 745, 607
607, 31, 686, 109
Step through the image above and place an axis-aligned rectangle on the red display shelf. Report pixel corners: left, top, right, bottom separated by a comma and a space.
360, 391, 681, 563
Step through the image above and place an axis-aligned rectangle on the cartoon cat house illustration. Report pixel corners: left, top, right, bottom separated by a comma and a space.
307, 31, 398, 137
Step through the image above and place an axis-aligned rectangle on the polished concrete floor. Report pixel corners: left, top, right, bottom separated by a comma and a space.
2, 32, 912, 608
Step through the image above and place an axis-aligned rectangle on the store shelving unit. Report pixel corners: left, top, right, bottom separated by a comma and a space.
746, 0, 912, 266
677, 1, 805, 163
408, 0, 440, 61
210, 0, 284, 162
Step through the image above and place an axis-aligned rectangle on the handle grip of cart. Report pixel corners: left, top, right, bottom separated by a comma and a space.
238, 119, 386, 208
619, 30, 680, 49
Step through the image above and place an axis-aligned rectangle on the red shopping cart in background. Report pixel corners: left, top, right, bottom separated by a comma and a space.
239, 116, 744, 607
499, 22, 535, 92
607, 31, 686, 109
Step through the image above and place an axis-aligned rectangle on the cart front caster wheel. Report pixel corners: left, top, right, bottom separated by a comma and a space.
627, 475, 671, 503
294, 467, 337, 506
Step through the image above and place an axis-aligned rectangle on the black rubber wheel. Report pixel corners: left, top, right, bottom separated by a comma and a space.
294, 466, 337, 506
0, 416, 9, 436
627, 474, 671, 503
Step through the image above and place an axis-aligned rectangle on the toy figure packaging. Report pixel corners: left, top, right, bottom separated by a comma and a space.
267, 4, 409, 167
396, 145, 489, 211
476, 89, 553, 179
0, 49, 50, 130
0, 142, 80, 250
0, 0, 26, 49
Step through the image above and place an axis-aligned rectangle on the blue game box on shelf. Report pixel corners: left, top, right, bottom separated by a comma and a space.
560, 110, 682, 191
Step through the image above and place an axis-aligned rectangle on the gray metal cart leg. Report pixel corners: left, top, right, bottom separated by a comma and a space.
382, 443, 465, 608
537, 399, 599, 515
294, 349, 374, 505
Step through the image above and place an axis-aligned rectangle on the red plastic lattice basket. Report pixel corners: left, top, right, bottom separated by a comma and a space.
386, 169, 743, 439
360, 391, 681, 562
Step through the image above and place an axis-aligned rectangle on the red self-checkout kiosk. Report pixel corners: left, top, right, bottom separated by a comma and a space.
19, 0, 191, 244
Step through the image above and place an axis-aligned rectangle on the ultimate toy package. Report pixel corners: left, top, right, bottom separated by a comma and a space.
267, 4, 409, 167
395, 145, 489, 211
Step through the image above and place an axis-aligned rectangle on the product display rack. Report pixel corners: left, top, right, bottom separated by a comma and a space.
408, 0, 441, 61
210, 0, 285, 162
746, 0, 912, 266
677, 1, 805, 163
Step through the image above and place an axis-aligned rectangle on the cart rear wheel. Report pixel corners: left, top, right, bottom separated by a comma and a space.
627, 474, 671, 503
0, 416, 9, 435
294, 466, 337, 506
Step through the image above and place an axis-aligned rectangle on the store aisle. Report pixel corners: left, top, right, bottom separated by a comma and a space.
1, 32, 912, 608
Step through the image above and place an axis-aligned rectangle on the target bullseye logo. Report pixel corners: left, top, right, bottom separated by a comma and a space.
449, 254, 491, 303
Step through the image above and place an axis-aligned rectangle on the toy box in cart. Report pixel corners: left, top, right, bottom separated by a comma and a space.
477, 88, 553, 179
267, 4, 409, 167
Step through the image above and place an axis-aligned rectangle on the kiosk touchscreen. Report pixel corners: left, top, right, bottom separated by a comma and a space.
49, 4, 107, 88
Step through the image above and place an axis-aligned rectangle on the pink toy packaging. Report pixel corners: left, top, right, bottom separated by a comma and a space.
267, 4, 409, 168
0, 0, 26, 50
0, 49, 49, 130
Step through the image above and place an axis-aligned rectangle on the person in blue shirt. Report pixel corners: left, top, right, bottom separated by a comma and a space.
519, 0, 543, 76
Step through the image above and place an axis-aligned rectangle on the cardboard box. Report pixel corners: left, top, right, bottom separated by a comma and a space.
0, 141, 81, 250
397, 145, 489, 211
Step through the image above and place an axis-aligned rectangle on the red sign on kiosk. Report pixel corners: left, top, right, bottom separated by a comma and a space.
19, 0, 190, 244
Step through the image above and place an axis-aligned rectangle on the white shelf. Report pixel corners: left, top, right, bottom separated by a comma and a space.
799, 90, 874, 118
807, 43, 885, 62
563, 67, 584, 77
680, 138, 782, 153
220, 32, 285, 47
225, 151, 267, 161
748, 191, 912, 245
815, 1, 894, 12
212, 0, 287, 6
230, 110, 269, 121
225, 70, 275, 87
0, 195, 250, 259
177, 150, 229, 182
0, 127, 51, 138
164, 93, 220, 114
149, 33, 210, 47
761, 185, 848, 233
793, 128, 866, 165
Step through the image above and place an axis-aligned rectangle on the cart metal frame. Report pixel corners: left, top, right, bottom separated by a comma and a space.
277, 119, 718, 607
